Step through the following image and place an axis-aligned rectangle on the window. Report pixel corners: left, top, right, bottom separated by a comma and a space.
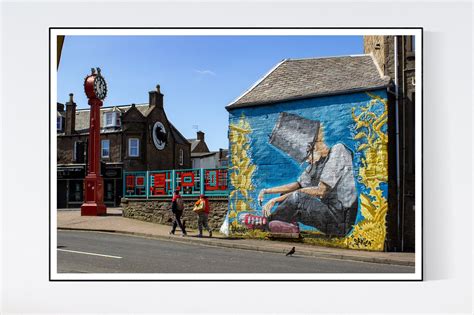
115, 113, 121, 126
104, 112, 114, 127
73, 141, 77, 161
101, 139, 110, 158
104, 112, 120, 127
57, 116, 63, 131
179, 148, 184, 165
128, 138, 139, 157
73, 141, 85, 163
406, 36, 415, 53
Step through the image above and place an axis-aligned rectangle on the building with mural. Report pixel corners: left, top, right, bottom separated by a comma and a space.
57, 85, 191, 208
225, 54, 396, 251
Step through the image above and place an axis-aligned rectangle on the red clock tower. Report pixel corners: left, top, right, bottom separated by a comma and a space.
81, 68, 108, 216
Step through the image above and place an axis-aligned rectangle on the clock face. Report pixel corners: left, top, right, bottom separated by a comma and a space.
93, 76, 107, 100
152, 121, 167, 150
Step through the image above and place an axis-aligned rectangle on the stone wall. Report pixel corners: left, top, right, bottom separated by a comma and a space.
121, 197, 228, 230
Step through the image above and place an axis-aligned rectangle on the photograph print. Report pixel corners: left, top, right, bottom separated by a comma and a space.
51, 29, 422, 280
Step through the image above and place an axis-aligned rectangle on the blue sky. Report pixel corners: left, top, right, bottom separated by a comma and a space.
57, 35, 363, 151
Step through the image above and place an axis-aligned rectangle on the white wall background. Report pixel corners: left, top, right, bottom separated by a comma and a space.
1, 1, 472, 314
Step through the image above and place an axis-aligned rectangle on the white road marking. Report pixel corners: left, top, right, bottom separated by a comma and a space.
57, 248, 122, 259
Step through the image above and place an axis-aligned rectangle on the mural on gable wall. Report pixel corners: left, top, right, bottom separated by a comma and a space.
227, 91, 389, 251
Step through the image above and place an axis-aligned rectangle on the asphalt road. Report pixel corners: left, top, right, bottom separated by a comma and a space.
57, 230, 415, 274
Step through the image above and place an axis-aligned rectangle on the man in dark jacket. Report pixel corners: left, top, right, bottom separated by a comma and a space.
170, 189, 187, 236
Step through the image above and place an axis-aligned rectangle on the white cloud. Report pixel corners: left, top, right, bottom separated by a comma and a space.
194, 69, 216, 76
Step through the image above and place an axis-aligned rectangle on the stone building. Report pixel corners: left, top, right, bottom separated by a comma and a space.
57, 85, 191, 208
364, 35, 416, 252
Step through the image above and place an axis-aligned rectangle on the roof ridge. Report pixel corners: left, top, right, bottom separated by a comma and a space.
75, 103, 149, 112
286, 54, 371, 62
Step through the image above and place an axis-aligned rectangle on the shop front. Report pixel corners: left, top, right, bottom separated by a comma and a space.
57, 165, 86, 208
57, 164, 123, 208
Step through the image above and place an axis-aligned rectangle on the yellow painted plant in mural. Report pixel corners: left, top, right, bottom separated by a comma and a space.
228, 114, 256, 232
307, 92, 388, 250
348, 92, 389, 250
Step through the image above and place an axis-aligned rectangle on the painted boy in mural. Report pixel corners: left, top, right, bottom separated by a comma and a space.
253, 112, 358, 236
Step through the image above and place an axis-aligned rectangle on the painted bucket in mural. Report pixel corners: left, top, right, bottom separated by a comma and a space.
225, 91, 389, 251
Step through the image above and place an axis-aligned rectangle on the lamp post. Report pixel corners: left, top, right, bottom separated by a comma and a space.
81, 67, 107, 216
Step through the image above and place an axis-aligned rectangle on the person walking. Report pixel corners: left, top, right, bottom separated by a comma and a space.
170, 189, 187, 236
193, 194, 212, 238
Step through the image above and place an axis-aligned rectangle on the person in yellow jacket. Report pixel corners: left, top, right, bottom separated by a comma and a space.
193, 194, 212, 238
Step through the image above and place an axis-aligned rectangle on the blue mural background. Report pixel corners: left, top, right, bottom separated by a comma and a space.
228, 89, 388, 232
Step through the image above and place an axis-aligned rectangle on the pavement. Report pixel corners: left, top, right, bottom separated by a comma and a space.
57, 208, 415, 267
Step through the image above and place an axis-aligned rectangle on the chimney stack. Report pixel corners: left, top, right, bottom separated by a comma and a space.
197, 131, 204, 141
65, 93, 76, 135
149, 84, 164, 108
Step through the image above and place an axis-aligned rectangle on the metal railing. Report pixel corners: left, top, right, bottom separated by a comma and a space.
123, 168, 229, 198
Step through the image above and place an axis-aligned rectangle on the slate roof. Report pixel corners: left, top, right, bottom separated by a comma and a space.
66, 104, 189, 145
226, 54, 390, 110
169, 124, 190, 145
74, 104, 149, 132
186, 138, 211, 153
191, 152, 217, 158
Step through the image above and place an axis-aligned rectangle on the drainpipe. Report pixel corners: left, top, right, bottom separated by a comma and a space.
394, 36, 402, 251
401, 36, 407, 252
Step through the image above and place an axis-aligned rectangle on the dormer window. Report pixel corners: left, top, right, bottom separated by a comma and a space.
105, 112, 113, 126
115, 113, 121, 126
104, 111, 120, 128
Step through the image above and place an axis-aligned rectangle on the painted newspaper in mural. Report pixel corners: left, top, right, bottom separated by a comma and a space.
227, 91, 389, 251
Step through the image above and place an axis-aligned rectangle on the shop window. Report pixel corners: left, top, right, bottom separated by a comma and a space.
128, 138, 139, 157
68, 180, 83, 202
101, 139, 110, 158
105, 181, 114, 201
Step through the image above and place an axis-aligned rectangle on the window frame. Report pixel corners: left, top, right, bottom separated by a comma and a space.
57, 116, 63, 131
73, 141, 78, 161
115, 112, 121, 126
104, 112, 115, 127
179, 148, 184, 165
128, 138, 140, 157
101, 139, 110, 158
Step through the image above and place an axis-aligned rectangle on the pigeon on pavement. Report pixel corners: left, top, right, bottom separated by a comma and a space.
286, 246, 296, 256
